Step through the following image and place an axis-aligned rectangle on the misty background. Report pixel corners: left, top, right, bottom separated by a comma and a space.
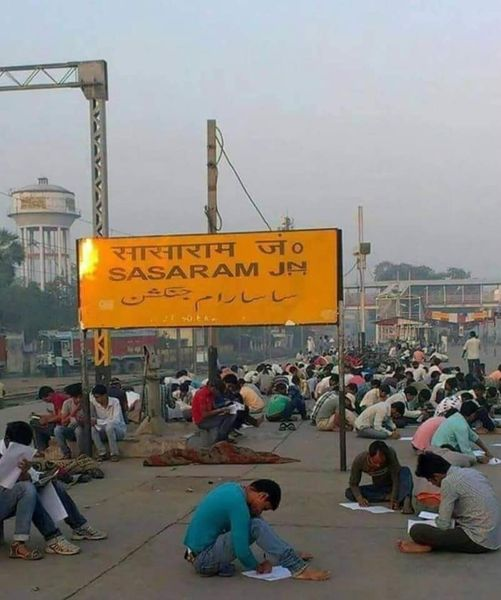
1, 1, 500, 282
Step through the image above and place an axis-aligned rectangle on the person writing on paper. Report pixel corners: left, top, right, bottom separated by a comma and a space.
54, 383, 88, 459
399, 452, 501, 553
192, 379, 237, 443
354, 401, 405, 439
1, 421, 107, 558
184, 479, 330, 581
345, 441, 414, 514
431, 401, 493, 462
31, 386, 68, 453
91, 384, 127, 462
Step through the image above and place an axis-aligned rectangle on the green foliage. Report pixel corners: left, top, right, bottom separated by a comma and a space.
374, 262, 471, 281
0, 229, 78, 339
0, 279, 78, 341
0, 229, 24, 287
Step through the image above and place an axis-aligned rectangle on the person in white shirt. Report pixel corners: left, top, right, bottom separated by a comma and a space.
360, 382, 390, 409
91, 384, 127, 462
462, 331, 481, 377
354, 401, 405, 439
411, 361, 426, 383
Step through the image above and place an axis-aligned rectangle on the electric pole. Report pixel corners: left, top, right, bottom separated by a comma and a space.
206, 119, 218, 381
355, 206, 370, 350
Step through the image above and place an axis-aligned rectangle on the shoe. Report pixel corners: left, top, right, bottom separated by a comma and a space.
45, 536, 81, 556
110, 455, 120, 462
72, 524, 108, 541
96, 454, 109, 462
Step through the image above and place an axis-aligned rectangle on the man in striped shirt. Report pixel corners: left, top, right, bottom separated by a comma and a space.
399, 452, 501, 553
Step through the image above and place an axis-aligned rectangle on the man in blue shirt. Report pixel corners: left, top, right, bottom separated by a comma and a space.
184, 479, 329, 581
431, 401, 492, 461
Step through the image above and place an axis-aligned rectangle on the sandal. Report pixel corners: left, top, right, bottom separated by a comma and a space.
279, 423, 287, 431
287, 423, 297, 431
9, 542, 43, 561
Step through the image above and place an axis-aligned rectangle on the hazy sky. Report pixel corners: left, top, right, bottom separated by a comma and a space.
1, 1, 500, 282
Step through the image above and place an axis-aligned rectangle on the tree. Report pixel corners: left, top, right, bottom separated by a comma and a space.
374, 262, 471, 281
0, 229, 24, 287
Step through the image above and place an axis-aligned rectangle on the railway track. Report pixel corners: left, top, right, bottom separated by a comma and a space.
0, 376, 144, 409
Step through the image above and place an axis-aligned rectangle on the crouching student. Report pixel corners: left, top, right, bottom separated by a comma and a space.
399, 452, 500, 554
354, 401, 405, 440
184, 479, 330, 581
345, 441, 414, 514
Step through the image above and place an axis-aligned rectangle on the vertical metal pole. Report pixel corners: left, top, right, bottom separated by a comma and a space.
80, 329, 92, 456
39, 226, 46, 291
89, 97, 112, 385
176, 328, 181, 371
207, 119, 218, 381
192, 328, 197, 375
338, 300, 347, 471
357, 206, 366, 350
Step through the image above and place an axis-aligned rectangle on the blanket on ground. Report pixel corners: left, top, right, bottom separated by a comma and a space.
143, 441, 299, 466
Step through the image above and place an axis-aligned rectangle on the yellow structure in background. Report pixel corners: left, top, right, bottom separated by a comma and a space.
77, 229, 341, 329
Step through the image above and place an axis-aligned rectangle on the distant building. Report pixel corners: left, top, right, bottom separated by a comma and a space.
8, 177, 80, 290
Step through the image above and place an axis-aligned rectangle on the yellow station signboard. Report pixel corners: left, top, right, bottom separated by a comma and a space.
77, 229, 341, 329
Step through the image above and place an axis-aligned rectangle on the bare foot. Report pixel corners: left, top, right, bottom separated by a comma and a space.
397, 540, 432, 554
299, 552, 314, 561
293, 567, 330, 581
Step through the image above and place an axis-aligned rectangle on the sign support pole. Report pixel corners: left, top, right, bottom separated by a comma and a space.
338, 300, 347, 471
80, 328, 92, 456
207, 119, 218, 381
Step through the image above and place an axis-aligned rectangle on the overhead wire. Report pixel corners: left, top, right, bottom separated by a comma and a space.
215, 127, 273, 231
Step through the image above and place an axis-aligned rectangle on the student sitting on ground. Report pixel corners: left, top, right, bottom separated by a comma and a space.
386, 386, 424, 427
431, 401, 493, 462
399, 452, 500, 554
354, 401, 405, 440
54, 383, 88, 459
265, 382, 306, 422
183, 479, 329, 580
345, 441, 414, 514
1, 421, 106, 559
91, 384, 127, 462
191, 379, 237, 443
31, 386, 68, 452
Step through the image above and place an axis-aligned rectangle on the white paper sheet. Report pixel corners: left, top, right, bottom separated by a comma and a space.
229, 402, 245, 415
418, 511, 439, 520
39, 482, 68, 522
243, 567, 291, 581
0, 442, 37, 489
488, 457, 501, 465
398, 437, 414, 441
339, 502, 395, 514
407, 519, 438, 533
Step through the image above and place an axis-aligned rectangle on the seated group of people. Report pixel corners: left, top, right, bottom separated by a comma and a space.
32, 381, 129, 462
0, 421, 107, 560
347, 439, 500, 554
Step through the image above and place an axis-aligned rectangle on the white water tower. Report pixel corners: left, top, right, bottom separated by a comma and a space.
8, 177, 80, 290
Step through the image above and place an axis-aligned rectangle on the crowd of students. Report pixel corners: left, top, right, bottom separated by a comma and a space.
3, 334, 501, 576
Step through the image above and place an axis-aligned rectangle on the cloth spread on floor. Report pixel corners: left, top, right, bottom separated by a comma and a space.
143, 441, 300, 466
